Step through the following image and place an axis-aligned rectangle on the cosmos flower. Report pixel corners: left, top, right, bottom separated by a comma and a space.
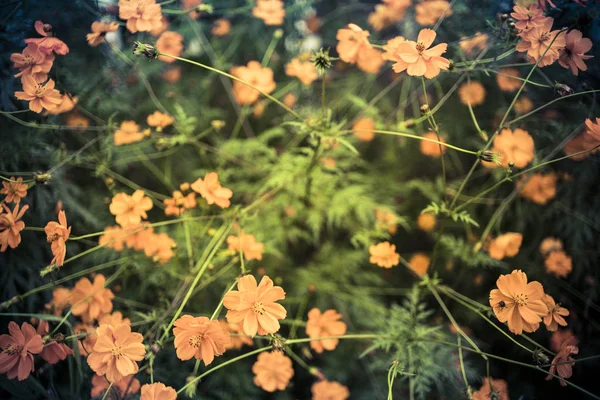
86, 22, 119, 47
10, 43, 54, 82
306, 308, 347, 353
173, 315, 230, 365
0, 321, 43, 381
1, 177, 28, 205
489, 269, 548, 335
369, 242, 400, 268
223, 275, 286, 337
140, 382, 177, 400
252, 351, 294, 392
388, 29, 450, 78
191, 172, 233, 209
14, 76, 63, 113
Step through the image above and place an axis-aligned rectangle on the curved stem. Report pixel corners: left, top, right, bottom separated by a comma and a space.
156, 53, 302, 121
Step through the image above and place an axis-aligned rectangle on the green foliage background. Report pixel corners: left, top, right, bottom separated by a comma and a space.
1, 0, 600, 399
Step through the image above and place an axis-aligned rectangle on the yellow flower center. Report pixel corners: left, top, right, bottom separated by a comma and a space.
111, 345, 124, 358
416, 42, 426, 53
188, 333, 205, 348
47, 233, 59, 243
514, 293, 528, 307
4, 344, 24, 355
252, 302, 266, 315
34, 85, 45, 98
23, 55, 35, 66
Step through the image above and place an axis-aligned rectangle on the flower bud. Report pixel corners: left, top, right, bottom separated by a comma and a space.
133, 41, 158, 59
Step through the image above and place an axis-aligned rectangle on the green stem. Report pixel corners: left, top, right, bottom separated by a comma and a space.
156, 53, 302, 121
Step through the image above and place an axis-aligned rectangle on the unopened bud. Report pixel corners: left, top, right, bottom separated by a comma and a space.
133, 41, 159, 59
420, 104, 430, 114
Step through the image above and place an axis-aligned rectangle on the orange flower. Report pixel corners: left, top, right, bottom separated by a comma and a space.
91, 374, 141, 398
69, 274, 115, 323
99, 226, 128, 251
458, 81, 486, 106
489, 269, 548, 334
564, 118, 600, 160
149, 16, 169, 36
415, 0, 453, 26
352, 117, 376, 142
223, 275, 286, 337
459, 33, 488, 54
24, 21, 69, 56
312, 380, 350, 400
44, 210, 71, 267
544, 250, 572, 278
140, 382, 177, 400
542, 294, 569, 331
227, 231, 264, 261
10, 43, 54, 82
1, 177, 27, 204
0, 203, 29, 252
283, 93, 297, 108
488, 232, 522, 260
14, 75, 62, 113
252, 351, 294, 392
99, 311, 131, 327
45, 93, 77, 115
496, 67, 522, 92
539, 237, 562, 257
118, 0, 163, 33
510, 5, 545, 32
486, 128, 534, 169
156, 31, 183, 63
420, 132, 447, 157
471, 377, 510, 400
86, 21, 119, 47
109, 190, 153, 227
212, 18, 231, 36
142, 232, 176, 264
162, 67, 181, 83
369, 241, 400, 268
147, 110, 174, 130
74, 323, 97, 356
550, 329, 577, 353
306, 308, 347, 353
558, 29, 593, 76
66, 113, 90, 129
336, 24, 372, 64
191, 172, 233, 209
181, 0, 202, 19
357, 47, 385, 74
382, 36, 407, 62
252, 0, 285, 26
417, 213, 436, 232
0, 321, 43, 381
389, 29, 449, 78
46, 287, 71, 316
36, 320, 73, 364
163, 190, 196, 216
546, 338, 578, 386
285, 58, 318, 86
173, 315, 230, 365
375, 208, 398, 234
368, 1, 410, 30
230, 61, 276, 105
513, 96, 534, 114
518, 172, 557, 205
219, 320, 253, 350
87, 324, 146, 383
114, 121, 146, 146
409, 253, 430, 276
516, 17, 566, 67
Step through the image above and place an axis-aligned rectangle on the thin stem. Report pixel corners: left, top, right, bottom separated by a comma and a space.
156, 53, 302, 121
